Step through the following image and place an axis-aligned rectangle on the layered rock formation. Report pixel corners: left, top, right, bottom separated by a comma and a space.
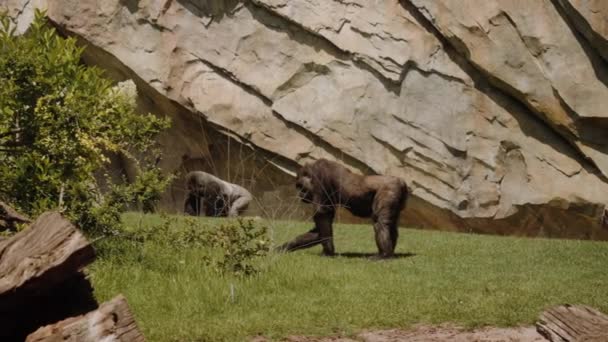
4, 0, 608, 239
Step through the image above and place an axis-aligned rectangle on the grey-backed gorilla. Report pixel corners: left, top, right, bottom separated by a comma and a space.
277, 159, 408, 258
184, 171, 252, 217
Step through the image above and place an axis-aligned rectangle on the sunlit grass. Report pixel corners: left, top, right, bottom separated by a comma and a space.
89, 212, 608, 341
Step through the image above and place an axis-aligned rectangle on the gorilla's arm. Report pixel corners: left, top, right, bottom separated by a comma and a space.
315, 210, 335, 256
184, 193, 200, 216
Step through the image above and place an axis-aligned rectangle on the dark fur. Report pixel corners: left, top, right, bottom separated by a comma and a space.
279, 158, 408, 258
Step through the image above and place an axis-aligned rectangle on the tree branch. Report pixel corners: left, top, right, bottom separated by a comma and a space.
0, 147, 22, 153
0, 129, 23, 139
0, 140, 25, 148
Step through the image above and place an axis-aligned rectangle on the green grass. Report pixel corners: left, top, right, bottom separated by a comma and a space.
89, 213, 608, 341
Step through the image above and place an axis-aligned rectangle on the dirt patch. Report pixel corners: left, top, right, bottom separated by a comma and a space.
253, 324, 548, 341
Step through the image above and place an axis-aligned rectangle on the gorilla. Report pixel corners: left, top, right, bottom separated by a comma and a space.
184, 171, 252, 217
278, 159, 408, 258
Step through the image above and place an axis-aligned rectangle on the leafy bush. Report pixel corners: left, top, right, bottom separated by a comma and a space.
0, 10, 171, 234
203, 218, 270, 276
116, 215, 271, 276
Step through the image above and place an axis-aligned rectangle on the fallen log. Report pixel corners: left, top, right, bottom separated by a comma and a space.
26, 294, 145, 342
536, 304, 608, 341
0, 211, 97, 341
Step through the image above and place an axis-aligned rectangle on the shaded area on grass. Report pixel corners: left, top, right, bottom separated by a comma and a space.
336, 252, 416, 259
89, 213, 608, 341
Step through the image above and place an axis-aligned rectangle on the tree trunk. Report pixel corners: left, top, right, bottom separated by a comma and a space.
537, 304, 608, 341
26, 295, 145, 342
0, 211, 97, 341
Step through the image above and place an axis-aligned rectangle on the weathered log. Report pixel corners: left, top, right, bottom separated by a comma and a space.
536, 304, 608, 341
0, 211, 97, 341
0, 200, 30, 231
26, 294, 145, 342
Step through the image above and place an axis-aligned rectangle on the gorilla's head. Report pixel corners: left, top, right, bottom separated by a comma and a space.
295, 164, 314, 203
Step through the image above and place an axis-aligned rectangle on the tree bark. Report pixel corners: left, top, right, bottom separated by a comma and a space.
537, 304, 608, 341
26, 295, 145, 342
0, 211, 97, 341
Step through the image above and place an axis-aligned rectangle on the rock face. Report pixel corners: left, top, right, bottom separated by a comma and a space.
556, 0, 608, 62
3, 0, 608, 239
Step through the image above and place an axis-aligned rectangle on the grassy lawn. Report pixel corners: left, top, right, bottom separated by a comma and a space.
89, 213, 608, 341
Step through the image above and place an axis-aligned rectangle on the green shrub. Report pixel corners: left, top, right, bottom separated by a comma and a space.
0, 10, 171, 234
116, 215, 271, 276
203, 218, 271, 276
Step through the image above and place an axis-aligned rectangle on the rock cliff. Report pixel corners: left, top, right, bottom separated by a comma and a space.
4, 0, 608, 238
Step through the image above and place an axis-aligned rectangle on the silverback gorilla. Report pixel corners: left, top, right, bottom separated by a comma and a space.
184, 171, 252, 217
278, 159, 408, 258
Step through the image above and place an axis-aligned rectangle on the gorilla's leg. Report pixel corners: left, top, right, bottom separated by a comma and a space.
372, 187, 402, 258
276, 226, 322, 252
276, 211, 335, 254
228, 195, 251, 217
390, 180, 408, 251
372, 214, 395, 258
215, 197, 228, 217
390, 221, 399, 251
315, 210, 335, 256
